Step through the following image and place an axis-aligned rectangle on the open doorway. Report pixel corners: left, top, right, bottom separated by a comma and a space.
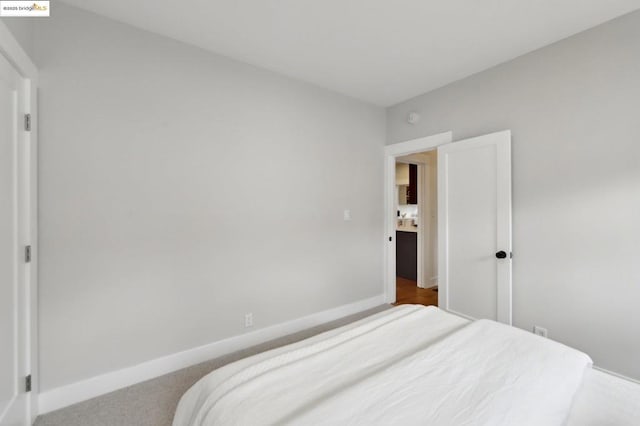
384, 130, 512, 325
394, 151, 438, 306
384, 132, 452, 305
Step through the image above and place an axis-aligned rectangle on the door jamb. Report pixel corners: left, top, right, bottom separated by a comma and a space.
384, 132, 453, 304
0, 22, 39, 422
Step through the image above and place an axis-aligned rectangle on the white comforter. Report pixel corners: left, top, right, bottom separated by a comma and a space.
174, 305, 592, 426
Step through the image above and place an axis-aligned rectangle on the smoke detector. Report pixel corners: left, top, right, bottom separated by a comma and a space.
407, 112, 420, 125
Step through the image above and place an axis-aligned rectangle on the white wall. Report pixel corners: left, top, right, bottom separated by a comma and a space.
387, 10, 640, 379
34, 4, 385, 391
397, 205, 417, 218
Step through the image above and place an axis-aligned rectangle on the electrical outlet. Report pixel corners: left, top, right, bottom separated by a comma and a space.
533, 326, 548, 338
245, 313, 253, 328
343, 209, 351, 221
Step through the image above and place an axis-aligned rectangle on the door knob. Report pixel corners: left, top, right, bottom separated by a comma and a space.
495, 251, 507, 259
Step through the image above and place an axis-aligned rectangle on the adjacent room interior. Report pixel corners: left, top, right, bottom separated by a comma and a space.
1, 1, 640, 425
394, 151, 439, 307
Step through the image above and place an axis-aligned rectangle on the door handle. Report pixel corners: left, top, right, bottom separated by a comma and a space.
495, 251, 507, 259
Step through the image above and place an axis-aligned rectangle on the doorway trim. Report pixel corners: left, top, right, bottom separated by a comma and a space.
384, 132, 452, 304
0, 22, 39, 422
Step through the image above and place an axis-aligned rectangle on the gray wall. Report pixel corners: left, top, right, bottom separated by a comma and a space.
1, 18, 34, 58
387, 11, 640, 379
35, 4, 385, 391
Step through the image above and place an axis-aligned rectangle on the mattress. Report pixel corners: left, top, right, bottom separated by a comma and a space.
173, 305, 617, 426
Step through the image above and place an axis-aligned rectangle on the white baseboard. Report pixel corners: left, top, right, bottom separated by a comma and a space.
423, 283, 437, 289
38, 294, 386, 415
593, 366, 640, 384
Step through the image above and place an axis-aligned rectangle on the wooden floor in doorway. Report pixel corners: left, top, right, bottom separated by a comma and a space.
394, 277, 438, 307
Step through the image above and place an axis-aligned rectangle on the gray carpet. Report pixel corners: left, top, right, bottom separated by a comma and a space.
35, 305, 391, 426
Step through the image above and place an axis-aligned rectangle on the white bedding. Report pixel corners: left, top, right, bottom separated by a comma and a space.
567, 368, 640, 425
174, 305, 467, 425
174, 305, 594, 426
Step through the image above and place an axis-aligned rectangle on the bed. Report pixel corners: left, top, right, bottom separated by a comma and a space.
173, 305, 640, 425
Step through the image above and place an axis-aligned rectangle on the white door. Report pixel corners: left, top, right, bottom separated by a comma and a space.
0, 52, 29, 426
437, 130, 512, 324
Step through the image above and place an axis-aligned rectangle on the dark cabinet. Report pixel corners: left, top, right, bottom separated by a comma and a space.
396, 231, 417, 280
407, 164, 418, 204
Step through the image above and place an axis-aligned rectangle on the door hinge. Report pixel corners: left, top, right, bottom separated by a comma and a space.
24, 113, 31, 131
25, 245, 31, 263
25, 375, 31, 392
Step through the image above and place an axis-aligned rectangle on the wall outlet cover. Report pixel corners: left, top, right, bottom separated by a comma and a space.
244, 313, 253, 328
533, 326, 548, 338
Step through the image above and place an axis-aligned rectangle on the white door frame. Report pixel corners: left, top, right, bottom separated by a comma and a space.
384, 132, 452, 303
0, 22, 39, 423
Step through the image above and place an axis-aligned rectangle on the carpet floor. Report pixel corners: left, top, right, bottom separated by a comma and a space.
35, 305, 391, 426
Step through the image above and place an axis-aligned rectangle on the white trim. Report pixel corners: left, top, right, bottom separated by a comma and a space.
38, 294, 386, 414
384, 132, 453, 304
593, 366, 640, 385
0, 20, 39, 423
385, 133, 452, 157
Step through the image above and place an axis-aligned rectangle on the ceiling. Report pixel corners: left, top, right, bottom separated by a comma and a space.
59, 0, 640, 106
